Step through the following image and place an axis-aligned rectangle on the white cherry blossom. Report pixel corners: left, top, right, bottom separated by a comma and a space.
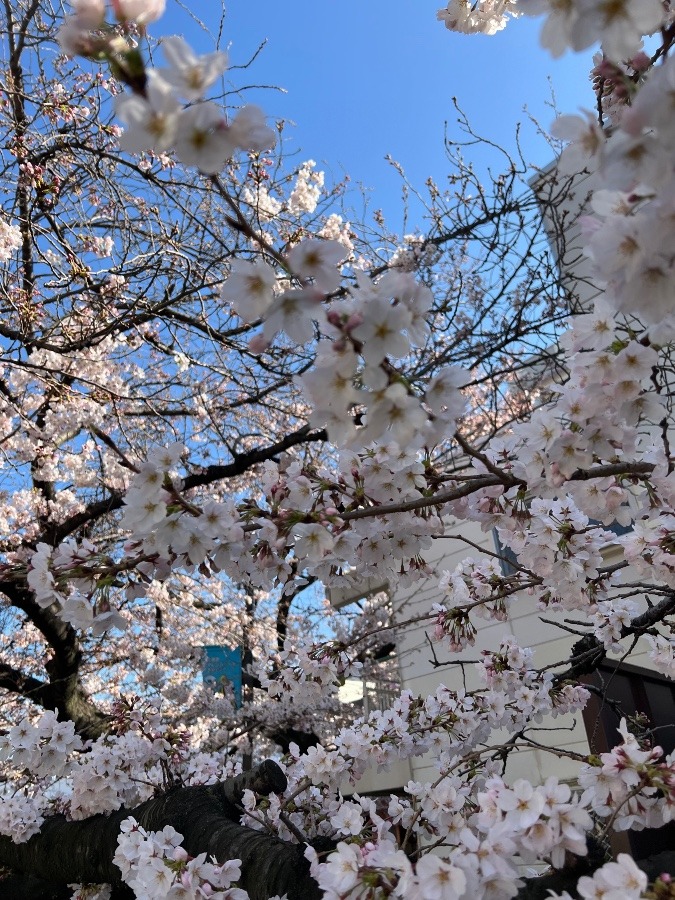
159, 37, 228, 102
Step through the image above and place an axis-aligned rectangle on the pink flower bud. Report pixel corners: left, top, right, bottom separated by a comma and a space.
345, 312, 364, 332
549, 463, 565, 488
630, 51, 650, 72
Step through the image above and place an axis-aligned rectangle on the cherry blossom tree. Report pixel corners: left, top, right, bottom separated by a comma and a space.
0, 1, 674, 899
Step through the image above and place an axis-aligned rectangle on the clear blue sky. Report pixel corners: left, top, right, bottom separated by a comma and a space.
162, 1, 596, 227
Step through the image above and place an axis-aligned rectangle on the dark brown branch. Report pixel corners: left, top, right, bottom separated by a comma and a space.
0, 582, 110, 739
553, 590, 675, 685
0, 662, 55, 709
0, 760, 325, 900
45, 425, 328, 546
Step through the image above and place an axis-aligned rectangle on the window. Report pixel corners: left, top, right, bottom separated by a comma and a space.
582, 662, 675, 859
493, 518, 632, 577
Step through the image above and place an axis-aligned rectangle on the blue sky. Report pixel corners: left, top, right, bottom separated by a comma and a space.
162, 1, 596, 227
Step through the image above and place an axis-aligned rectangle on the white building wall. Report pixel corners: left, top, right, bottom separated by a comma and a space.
340, 523, 658, 796
532, 166, 603, 312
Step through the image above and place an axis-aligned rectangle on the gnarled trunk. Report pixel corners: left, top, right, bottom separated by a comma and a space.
0, 760, 326, 900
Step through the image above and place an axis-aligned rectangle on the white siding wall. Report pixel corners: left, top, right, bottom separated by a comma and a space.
340, 523, 659, 795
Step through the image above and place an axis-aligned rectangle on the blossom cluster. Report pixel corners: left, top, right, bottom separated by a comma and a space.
0, 215, 21, 262
113, 818, 247, 899
307, 840, 467, 900
59, 8, 474, 469
548, 853, 648, 900
552, 63, 675, 335
440, 0, 675, 336
58, 5, 275, 174
26, 539, 126, 633
579, 719, 675, 831
437, 0, 520, 35
0, 711, 82, 841
111, 441, 442, 601
0, 705, 193, 838
519, 0, 665, 61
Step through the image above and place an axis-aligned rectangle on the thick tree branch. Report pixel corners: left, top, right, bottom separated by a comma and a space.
0, 663, 55, 710
553, 590, 675, 685
45, 425, 328, 546
0, 760, 325, 900
0, 582, 110, 739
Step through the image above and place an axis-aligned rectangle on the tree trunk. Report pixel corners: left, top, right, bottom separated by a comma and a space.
0, 760, 326, 900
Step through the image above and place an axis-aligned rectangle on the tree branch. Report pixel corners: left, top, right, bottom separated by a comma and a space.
0, 760, 326, 900
0, 582, 110, 739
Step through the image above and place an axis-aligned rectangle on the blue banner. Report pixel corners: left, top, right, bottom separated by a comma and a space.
202, 645, 242, 707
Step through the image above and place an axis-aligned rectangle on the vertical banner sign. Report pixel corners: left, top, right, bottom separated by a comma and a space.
202, 645, 243, 708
